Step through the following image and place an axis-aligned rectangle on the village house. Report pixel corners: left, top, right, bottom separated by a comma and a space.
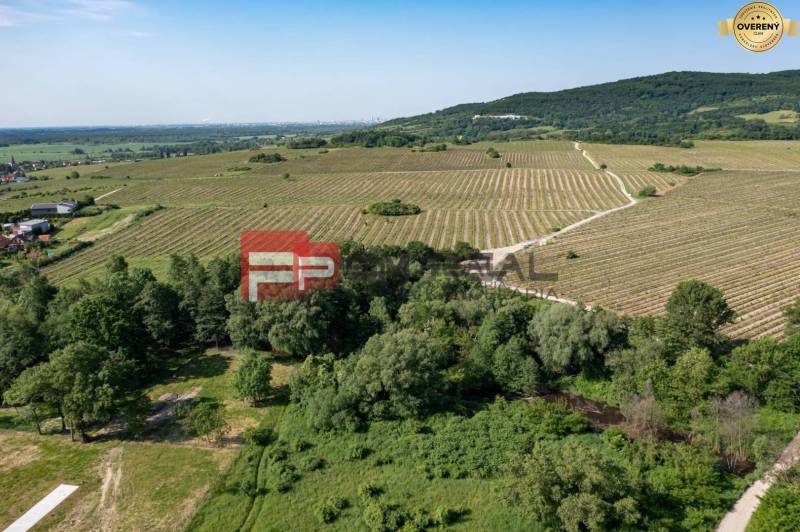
31, 199, 79, 217
16, 219, 50, 235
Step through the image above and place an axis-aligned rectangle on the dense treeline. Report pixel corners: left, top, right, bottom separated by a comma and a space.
330, 130, 423, 148
0, 124, 357, 146
4, 240, 800, 530
377, 70, 800, 145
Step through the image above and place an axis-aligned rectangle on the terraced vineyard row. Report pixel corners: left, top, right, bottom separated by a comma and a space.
104, 168, 628, 211
43, 204, 595, 283
615, 171, 688, 195
510, 170, 800, 338
586, 140, 800, 172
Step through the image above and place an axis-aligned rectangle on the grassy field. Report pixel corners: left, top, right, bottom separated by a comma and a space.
0, 349, 293, 531
0, 143, 181, 163
737, 110, 799, 125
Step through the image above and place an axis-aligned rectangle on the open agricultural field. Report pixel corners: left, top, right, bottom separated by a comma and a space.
0, 349, 292, 532
40, 142, 632, 281
509, 167, 800, 339
0, 143, 168, 163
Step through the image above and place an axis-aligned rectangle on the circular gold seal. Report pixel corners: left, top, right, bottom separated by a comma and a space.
733, 2, 784, 52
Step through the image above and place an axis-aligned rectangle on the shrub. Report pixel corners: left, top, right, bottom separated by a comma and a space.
300, 455, 326, 471
639, 185, 657, 197
365, 200, 421, 216
243, 426, 274, 446
249, 152, 286, 163
566, 250, 579, 259
316, 496, 348, 524
233, 351, 272, 405
486, 147, 500, 158
347, 443, 371, 460
362, 501, 406, 532
358, 481, 385, 500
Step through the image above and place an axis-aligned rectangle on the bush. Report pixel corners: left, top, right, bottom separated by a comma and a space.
347, 443, 371, 460
358, 481, 385, 500
638, 185, 657, 197
362, 501, 406, 532
315, 496, 348, 524
299, 455, 326, 471
244, 426, 274, 446
233, 351, 272, 405
365, 199, 421, 216
566, 250, 579, 259
249, 152, 286, 163
486, 147, 501, 158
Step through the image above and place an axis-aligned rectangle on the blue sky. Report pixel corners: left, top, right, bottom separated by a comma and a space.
1, 0, 798, 127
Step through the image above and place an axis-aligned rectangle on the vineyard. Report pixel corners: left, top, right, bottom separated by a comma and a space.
509, 168, 800, 338
586, 140, 800, 172
41, 142, 632, 281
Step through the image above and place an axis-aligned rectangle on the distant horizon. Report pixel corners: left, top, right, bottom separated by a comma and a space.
2, 0, 799, 128
3, 66, 799, 130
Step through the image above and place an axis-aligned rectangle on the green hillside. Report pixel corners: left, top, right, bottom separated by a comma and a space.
377, 70, 800, 146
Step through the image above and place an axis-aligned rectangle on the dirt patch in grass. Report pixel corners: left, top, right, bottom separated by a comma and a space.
0, 442, 42, 470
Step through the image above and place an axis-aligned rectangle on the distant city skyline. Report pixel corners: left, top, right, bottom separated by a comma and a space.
1, 0, 798, 127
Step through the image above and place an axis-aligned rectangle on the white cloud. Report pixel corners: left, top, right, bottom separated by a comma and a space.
0, 0, 137, 27
0, 5, 21, 26
59, 0, 134, 21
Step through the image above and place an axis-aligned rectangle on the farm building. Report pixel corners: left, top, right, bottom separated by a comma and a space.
31, 200, 79, 216
18, 219, 50, 234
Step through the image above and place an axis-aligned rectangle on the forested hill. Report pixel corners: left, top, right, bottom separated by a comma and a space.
377, 70, 800, 146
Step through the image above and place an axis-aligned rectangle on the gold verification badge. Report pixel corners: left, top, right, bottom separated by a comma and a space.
718, 2, 798, 52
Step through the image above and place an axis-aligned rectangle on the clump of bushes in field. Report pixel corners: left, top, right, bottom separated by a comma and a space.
364, 199, 421, 216
638, 185, 657, 197
548, 226, 561, 233
133, 204, 164, 221
226, 166, 251, 172
249, 152, 286, 163
424, 143, 447, 152
288, 137, 327, 149
485, 147, 501, 158
566, 250, 579, 259
316, 496, 348, 524
649, 162, 720, 175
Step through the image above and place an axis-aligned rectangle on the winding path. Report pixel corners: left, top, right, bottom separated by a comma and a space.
481, 142, 800, 531
482, 142, 637, 266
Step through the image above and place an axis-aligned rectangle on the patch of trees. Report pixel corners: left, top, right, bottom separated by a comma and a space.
330, 130, 421, 148
287, 137, 327, 149
638, 184, 657, 197
364, 199, 421, 216
485, 147, 501, 158
649, 162, 721, 176
249, 152, 287, 163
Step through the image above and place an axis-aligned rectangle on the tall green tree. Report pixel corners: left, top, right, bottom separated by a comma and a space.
49, 342, 134, 442
0, 299, 44, 395
233, 351, 272, 405
661, 280, 735, 355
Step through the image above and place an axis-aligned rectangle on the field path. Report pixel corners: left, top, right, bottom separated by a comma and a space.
483, 142, 637, 265
95, 188, 122, 201
717, 430, 800, 532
